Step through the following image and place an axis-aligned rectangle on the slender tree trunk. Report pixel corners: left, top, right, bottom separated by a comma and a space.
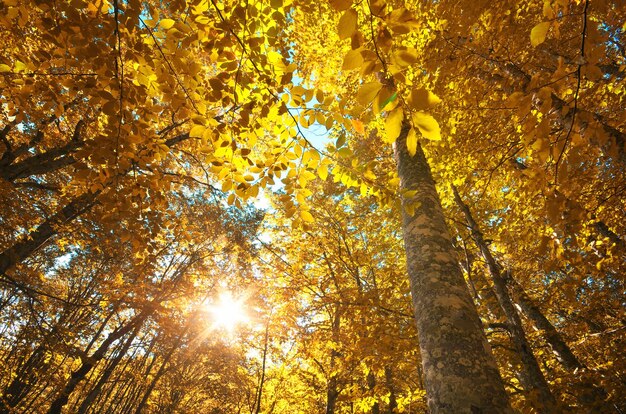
366, 371, 380, 414
504, 275, 583, 372
76, 325, 140, 414
254, 321, 270, 414
46, 313, 147, 414
453, 186, 559, 413
133, 340, 179, 414
384, 367, 397, 414
394, 122, 512, 413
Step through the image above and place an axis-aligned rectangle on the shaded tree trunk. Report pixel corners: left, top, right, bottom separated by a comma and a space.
453, 186, 559, 413
394, 121, 512, 413
0, 132, 191, 279
254, 321, 270, 414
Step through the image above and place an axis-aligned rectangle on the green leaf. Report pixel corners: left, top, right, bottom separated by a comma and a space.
530, 22, 550, 47
412, 112, 441, 141
379, 92, 397, 110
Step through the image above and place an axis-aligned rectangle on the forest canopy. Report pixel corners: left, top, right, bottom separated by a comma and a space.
0, 0, 624, 413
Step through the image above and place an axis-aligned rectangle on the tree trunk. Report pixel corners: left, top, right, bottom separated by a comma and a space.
384, 366, 397, 414
394, 122, 512, 413
254, 321, 270, 414
452, 186, 559, 413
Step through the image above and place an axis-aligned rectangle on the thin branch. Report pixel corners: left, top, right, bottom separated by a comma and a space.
554, 0, 589, 186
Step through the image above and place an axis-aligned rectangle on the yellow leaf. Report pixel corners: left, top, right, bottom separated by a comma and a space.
160, 19, 175, 29
412, 112, 441, 141
530, 22, 550, 47
342, 49, 364, 70
189, 125, 205, 138
393, 48, 418, 68
300, 210, 314, 223
409, 88, 441, 110
406, 127, 417, 156
0, 64, 11, 73
318, 164, 329, 180
356, 81, 382, 106
384, 108, 404, 144
337, 9, 357, 40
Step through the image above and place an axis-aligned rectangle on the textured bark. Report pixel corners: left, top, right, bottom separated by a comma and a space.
394, 122, 512, 413
0, 120, 83, 182
453, 186, 559, 413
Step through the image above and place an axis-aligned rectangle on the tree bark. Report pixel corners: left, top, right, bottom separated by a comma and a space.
452, 186, 559, 413
394, 121, 513, 413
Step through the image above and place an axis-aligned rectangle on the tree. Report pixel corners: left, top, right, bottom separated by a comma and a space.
1, 0, 625, 412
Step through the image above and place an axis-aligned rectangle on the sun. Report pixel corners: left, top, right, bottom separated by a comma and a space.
206, 292, 248, 331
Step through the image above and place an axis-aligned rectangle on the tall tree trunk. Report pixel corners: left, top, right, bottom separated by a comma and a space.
254, 321, 270, 414
133, 338, 181, 414
384, 366, 397, 414
394, 122, 512, 413
452, 186, 559, 413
